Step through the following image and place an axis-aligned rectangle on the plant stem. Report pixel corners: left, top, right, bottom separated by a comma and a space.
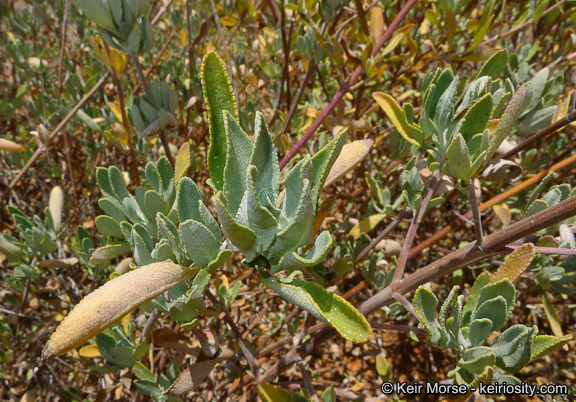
206, 290, 260, 381
129, 51, 176, 167
468, 179, 484, 246
296, 358, 320, 402
392, 169, 440, 284
57, 0, 70, 95
354, 207, 411, 263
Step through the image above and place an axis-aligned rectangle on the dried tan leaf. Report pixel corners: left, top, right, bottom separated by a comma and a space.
0, 138, 26, 152
324, 139, 374, 188
42, 262, 196, 363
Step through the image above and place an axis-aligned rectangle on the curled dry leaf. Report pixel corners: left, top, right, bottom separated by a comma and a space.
482, 159, 522, 183
0, 138, 26, 152
41, 262, 195, 363
49, 186, 64, 233
164, 348, 235, 396
323, 139, 374, 188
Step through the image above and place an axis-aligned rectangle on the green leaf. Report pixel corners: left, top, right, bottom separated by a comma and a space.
0, 234, 26, 260
321, 385, 336, 402
447, 133, 472, 181
461, 93, 493, 141
259, 269, 372, 343
144, 190, 169, 222
373, 92, 422, 146
90, 244, 131, 264
458, 346, 495, 374
531, 334, 572, 361
145, 161, 162, 194
133, 361, 156, 382
215, 191, 258, 262
365, 172, 384, 207
243, 166, 278, 253
108, 166, 131, 201
180, 219, 221, 269
476, 49, 508, 80
206, 249, 232, 274
250, 111, 280, 207
269, 176, 313, 258
471, 296, 508, 332
375, 354, 391, 382
439, 286, 460, 344
95, 215, 125, 239
132, 228, 154, 266
273, 230, 333, 273
468, 318, 493, 347
434, 77, 458, 132
201, 51, 239, 191
176, 177, 203, 224
526, 199, 548, 217
98, 198, 125, 223
475, 279, 516, 320
487, 82, 532, 161
413, 286, 443, 344
491, 324, 537, 373
223, 110, 254, 215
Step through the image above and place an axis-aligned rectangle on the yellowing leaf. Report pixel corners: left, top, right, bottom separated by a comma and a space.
488, 118, 501, 132
79, 344, 101, 358
257, 383, 294, 402
542, 293, 564, 340
455, 47, 499, 62
179, 29, 187, 46
492, 202, 511, 227
174, 142, 191, 185
552, 90, 573, 123
220, 15, 238, 27
349, 214, 386, 240
371, 6, 385, 42
0, 138, 26, 152
313, 196, 335, 233
324, 139, 374, 188
490, 243, 535, 284
373, 92, 420, 146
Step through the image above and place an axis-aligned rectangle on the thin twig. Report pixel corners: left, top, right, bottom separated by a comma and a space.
206, 290, 260, 381
392, 168, 440, 284
354, 207, 411, 263
370, 322, 427, 333
296, 358, 319, 402
57, 0, 70, 95
468, 179, 484, 246
409, 153, 576, 258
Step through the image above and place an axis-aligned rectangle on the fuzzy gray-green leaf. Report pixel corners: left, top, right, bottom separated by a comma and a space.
259, 269, 372, 343
250, 111, 280, 207
491, 324, 537, 373
215, 191, 258, 262
201, 52, 239, 192
223, 110, 253, 216
179, 219, 221, 269
447, 133, 472, 181
414, 286, 442, 344
273, 230, 333, 274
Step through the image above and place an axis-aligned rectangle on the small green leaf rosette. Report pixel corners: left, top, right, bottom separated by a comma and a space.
77, 0, 153, 54
413, 266, 571, 387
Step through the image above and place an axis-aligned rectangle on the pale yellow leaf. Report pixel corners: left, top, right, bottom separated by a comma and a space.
0, 138, 26, 152
349, 214, 385, 240
79, 344, 101, 358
